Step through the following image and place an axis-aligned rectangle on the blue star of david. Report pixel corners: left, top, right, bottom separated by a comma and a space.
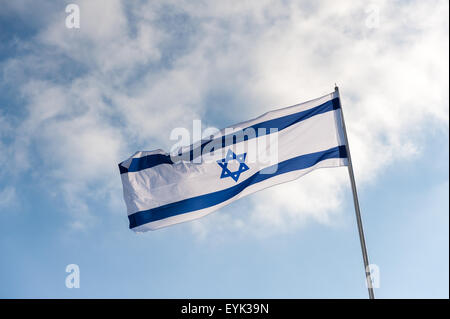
217, 149, 250, 182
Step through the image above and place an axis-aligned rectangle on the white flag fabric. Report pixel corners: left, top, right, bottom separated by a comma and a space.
119, 91, 348, 232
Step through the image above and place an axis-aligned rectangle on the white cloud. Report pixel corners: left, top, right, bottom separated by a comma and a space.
1, 0, 448, 233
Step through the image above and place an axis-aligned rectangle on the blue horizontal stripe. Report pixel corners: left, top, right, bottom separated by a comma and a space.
128, 145, 347, 229
122, 154, 174, 174
119, 98, 340, 174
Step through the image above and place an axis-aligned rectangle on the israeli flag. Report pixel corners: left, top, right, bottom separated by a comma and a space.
119, 91, 348, 232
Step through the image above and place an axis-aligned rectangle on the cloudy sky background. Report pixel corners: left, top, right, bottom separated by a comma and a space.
0, 0, 448, 298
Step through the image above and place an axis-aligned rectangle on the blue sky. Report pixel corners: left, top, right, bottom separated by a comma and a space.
0, 0, 448, 298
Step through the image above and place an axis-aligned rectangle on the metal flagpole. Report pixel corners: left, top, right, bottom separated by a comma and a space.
334, 85, 375, 299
